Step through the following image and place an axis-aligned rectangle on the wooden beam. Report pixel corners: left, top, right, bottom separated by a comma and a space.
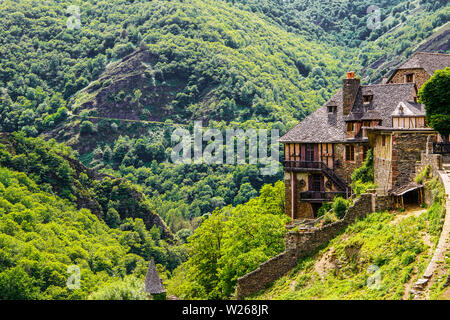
291, 172, 295, 220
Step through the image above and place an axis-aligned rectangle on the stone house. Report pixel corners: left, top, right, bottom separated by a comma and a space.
280, 52, 450, 220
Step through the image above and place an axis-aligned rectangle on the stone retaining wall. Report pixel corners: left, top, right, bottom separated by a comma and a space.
236, 194, 375, 299
373, 194, 395, 212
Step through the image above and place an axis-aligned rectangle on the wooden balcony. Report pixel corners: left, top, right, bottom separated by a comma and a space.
283, 160, 324, 171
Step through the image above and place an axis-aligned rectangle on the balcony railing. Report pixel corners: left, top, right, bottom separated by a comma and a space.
284, 160, 350, 192
283, 160, 324, 169
433, 142, 450, 155
300, 191, 348, 201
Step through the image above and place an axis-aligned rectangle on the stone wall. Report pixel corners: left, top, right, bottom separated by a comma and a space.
236, 193, 376, 299
284, 172, 314, 219
333, 142, 366, 183
416, 152, 443, 177
391, 132, 432, 189
374, 194, 395, 212
388, 68, 430, 92
235, 250, 298, 299
374, 157, 392, 195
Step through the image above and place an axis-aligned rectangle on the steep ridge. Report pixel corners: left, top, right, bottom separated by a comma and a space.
0, 132, 173, 240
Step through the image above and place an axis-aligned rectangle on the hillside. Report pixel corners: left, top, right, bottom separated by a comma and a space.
0, 164, 185, 299
0, 0, 449, 302
66, 0, 349, 124
1, 0, 448, 142
252, 180, 449, 300
0, 132, 173, 240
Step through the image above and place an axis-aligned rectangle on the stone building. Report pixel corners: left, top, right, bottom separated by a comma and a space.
280, 52, 450, 220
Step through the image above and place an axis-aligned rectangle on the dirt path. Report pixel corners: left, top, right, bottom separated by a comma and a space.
389, 205, 427, 225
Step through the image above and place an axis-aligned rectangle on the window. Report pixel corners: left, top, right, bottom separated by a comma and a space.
347, 122, 354, 132
328, 106, 337, 113
382, 135, 386, 147
363, 95, 373, 103
310, 175, 323, 192
306, 144, 315, 162
406, 74, 414, 83
345, 145, 355, 161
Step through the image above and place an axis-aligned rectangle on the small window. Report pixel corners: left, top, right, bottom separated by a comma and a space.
363, 95, 373, 103
328, 106, 337, 113
345, 145, 355, 161
406, 74, 414, 83
347, 122, 354, 132
382, 136, 386, 147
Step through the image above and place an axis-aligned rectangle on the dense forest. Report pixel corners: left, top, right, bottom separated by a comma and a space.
0, 0, 449, 300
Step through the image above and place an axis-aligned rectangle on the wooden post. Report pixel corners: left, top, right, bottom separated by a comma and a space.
291, 172, 295, 220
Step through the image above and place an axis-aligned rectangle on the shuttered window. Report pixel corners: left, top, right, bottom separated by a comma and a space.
345, 145, 355, 161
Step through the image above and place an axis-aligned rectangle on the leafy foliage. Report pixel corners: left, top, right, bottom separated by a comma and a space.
0, 165, 184, 300
166, 181, 288, 299
419, 67, 450, 138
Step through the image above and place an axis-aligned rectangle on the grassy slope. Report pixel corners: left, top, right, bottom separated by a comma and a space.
254, 179, 447, 300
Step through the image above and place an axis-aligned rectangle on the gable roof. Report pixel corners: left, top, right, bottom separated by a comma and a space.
391, 101, 425, 117
348, 83, 420, 125
279, 90, 346, 143
279, 83, 418, 143
144, 258, 166, 295
393, 52, 450, 75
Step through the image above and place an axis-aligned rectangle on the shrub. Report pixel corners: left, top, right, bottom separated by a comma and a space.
88, 276, 147, 300
317, 202, 332, 217
332, 197, 348, 219
415, 165, 431, 184
322, 211, 338, 225
80, 121, 95, 135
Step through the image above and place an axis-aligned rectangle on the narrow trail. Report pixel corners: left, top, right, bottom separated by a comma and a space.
68, 111, 188, 127
412, 163, 450, 299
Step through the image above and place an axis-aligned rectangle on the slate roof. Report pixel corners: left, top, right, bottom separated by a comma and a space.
280, 90, 346, 143
390, 181, 423, 196
280, 52, 449, 144
279, 83, 418, 143
393, 52, 450, 75
144, 258, 166, 295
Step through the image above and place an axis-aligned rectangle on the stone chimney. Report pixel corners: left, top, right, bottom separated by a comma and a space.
342, 72, 360, 116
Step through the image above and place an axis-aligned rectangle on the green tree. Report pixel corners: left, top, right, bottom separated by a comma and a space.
105, 207, 121, 228
88, 276, 147, 300
234, 182, 257, 205
80, 121, 95, 135
0, 267, 41, 300
419, 67, 450, 139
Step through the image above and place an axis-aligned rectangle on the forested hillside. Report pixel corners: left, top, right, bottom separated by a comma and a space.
0, 134, 186, 299
0, 0, 449, 300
